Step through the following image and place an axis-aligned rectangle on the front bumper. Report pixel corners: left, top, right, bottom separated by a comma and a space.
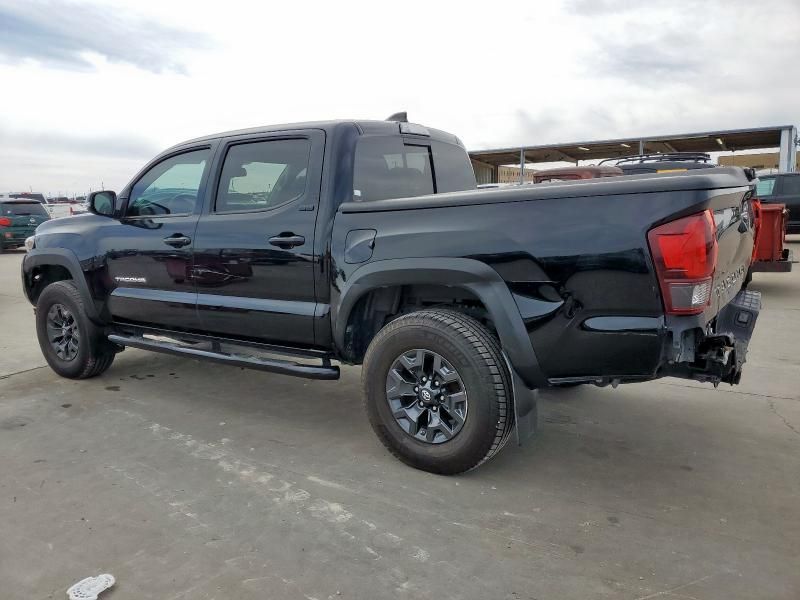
663, 288, 761, 385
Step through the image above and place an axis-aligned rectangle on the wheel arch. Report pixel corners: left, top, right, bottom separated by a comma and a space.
22, 249, 103, 323
333, 257, 546, 388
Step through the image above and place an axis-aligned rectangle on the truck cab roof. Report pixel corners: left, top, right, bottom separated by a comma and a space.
169, 119, 464, 152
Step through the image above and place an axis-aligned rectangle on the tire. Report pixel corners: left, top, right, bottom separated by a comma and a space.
35, 280, 116, 379
743, 267, 753, 288
362, 308, 514, 475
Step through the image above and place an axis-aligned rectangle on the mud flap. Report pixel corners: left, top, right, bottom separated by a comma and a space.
503, 354, 539, 445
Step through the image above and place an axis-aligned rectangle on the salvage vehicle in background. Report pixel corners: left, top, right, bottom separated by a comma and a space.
602, 152, 716, 174
22, 116, 761, 474
0, 193, 73, 219
0, 198, 49, 252
47, 196, 90, 216
756, 172, 800, 234
745, 185, 794, 279
532, 165, 623, 183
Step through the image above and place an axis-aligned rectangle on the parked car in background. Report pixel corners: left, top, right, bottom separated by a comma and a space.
0, 193, 73, 219
532, 165, 623, 183
602, 152, 716, 175
0, 198, 50, 252
756, 172, 800, 234
46, 196, 89, 217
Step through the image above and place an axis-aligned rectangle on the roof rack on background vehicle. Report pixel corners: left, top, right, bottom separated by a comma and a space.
601, 152, 713, 165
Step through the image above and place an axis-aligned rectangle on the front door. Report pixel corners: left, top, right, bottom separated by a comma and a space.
192, 131, 324, 347
104, 146, 214, 331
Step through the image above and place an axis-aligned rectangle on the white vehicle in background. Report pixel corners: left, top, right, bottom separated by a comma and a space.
45, 196, 89, 217
0, 193, 84, 219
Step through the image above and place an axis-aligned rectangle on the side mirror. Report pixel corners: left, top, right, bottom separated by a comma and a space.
88, 190, 117, 217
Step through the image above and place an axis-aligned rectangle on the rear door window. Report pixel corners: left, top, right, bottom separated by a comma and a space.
215, 138, 311, 213
353, 137, 434, 201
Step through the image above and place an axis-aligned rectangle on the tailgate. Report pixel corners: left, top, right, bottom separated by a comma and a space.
708, 199, 755, 316
657, 188, 761, 385
648, 187, 755, 323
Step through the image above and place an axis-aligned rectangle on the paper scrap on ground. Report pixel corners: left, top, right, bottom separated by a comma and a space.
66, 574, 115, 600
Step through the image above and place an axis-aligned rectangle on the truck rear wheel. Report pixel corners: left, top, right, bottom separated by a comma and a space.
35, 281, 116, 379
362, 309, 514, 474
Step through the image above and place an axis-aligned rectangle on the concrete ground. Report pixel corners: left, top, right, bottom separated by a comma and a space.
1, 242, 798, 600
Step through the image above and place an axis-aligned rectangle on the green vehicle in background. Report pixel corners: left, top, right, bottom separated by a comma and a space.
0, 199, 50, 252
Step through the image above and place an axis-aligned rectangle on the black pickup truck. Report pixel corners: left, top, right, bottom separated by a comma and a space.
22, 117, 761, 474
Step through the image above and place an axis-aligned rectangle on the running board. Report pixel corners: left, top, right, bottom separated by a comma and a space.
107, 334, 340, 380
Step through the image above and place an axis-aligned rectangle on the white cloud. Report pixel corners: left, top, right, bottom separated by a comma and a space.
0, 0, 797, 195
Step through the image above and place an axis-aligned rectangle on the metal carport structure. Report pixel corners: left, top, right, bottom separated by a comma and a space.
469, 125, 798, 184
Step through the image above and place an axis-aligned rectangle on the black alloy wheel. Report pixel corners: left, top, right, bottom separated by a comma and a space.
46, 303, 80, 361
386, 348, 468, 444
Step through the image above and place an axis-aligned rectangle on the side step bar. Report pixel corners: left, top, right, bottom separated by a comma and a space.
108, 334, 340, 380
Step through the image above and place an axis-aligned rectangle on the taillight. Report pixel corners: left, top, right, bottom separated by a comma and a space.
648, 210, 718, 315
0, 217, 11, 227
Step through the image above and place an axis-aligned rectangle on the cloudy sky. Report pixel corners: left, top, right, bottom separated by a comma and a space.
1, 0, 798, 195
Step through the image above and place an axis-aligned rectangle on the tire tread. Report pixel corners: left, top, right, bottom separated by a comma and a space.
37, 280, 115, 379
363, 308, 515, 474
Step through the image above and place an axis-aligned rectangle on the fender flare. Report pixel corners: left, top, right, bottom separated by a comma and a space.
333, 257, 547, 390
21, 248, 104, 323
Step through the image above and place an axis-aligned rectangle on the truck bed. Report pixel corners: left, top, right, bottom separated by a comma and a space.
337, 167, 756, 383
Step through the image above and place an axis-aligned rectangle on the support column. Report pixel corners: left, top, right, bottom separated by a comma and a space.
779, 127, 797, 173
520, 149, 525, 184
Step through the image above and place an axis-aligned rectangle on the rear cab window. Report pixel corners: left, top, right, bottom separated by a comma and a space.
353, 136, 475, 202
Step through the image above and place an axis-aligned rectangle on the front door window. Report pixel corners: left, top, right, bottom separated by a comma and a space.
128, 149, 211, 217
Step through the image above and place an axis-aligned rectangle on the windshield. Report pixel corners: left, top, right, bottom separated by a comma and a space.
1, 202, 49, 217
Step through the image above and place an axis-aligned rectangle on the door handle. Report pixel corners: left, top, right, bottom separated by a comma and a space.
163, 234, 192, 248
268, 234, 305, 248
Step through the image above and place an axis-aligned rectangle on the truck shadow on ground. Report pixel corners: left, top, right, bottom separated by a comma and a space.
93, 349, 734, 494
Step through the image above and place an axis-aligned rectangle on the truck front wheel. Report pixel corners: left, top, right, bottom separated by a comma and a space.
362, 309, 514, 474
35, 281, 116, 379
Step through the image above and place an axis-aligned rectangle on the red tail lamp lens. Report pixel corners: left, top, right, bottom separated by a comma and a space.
648, 210, 718, 315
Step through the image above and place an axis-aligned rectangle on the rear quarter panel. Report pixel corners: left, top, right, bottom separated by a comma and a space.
334, 182, 753, 380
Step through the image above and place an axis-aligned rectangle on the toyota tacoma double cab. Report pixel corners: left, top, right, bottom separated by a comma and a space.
22, 116, 761, 474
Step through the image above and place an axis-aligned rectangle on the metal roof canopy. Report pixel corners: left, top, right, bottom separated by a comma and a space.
469, 125, 797, 169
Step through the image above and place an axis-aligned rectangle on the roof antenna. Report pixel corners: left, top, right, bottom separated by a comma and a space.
386, 111, 408, 123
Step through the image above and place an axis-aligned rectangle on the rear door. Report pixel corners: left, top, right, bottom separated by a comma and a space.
191, 130, 324, 347
104, 145, 214, 331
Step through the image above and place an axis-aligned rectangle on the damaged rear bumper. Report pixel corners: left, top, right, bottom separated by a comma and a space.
663, 288, 761, 385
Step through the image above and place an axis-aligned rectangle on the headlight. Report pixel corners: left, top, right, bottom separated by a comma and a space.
24, 236, 36, 252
